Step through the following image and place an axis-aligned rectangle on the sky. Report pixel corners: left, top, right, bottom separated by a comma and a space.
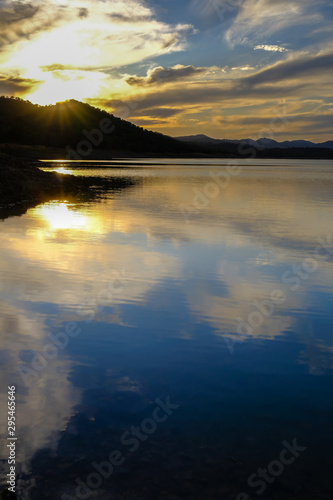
0, 0, 333, 141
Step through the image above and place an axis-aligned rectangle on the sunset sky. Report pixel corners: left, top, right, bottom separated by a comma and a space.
1, 0, 332, 140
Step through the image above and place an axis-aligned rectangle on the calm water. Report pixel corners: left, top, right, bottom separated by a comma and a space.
1, 159, 333, 499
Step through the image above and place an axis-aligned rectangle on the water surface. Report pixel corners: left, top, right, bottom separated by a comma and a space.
1, 159, 333, 499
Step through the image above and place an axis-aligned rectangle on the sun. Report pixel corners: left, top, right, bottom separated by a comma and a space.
26, 70, 106, 106
5, 22, 106, 106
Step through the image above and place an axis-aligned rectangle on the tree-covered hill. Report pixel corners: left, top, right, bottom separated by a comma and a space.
0, 97, 194, 156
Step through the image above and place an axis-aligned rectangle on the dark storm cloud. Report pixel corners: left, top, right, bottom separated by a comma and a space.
126, 65, 207, 87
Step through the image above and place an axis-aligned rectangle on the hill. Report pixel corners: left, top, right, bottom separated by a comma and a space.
0, 97, 196, 158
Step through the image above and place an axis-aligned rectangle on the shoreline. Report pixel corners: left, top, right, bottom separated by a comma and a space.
0, 153, 133, 218
2, 143, 333, 161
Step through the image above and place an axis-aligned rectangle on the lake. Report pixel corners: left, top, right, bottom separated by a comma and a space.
1, 159, 333, 499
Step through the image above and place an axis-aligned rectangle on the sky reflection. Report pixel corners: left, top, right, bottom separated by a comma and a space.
1, 161, 333, 497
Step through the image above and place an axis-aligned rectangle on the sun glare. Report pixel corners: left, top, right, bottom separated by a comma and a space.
54, 167, 72, 175
31, 202, 107, 237
5, 21, 107, 105
38, 203, 88, 231
7, 24, 94, 70
26, 70, 106, 106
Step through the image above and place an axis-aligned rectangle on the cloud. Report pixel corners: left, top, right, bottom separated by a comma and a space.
0, 1, 67, 50
244, 51, 333, 87
254, 44, 288, 52
132, 117, 169, 126
108, 13, 153, 23
0, 1, 39, 26
213, 110, 333, 132
113, 50, 333, 113
108, 84, 297, 122
189, 0, 244, 30
39, 64, 76, 72
78, 7, 89, 19
0, 74, 41, 94
0, 0, 193, 68
138, 108, 183, 118
0, 0, 194, 104
126, 65, 207, 87
231, 65, 255, 71
225, 0, 323, 46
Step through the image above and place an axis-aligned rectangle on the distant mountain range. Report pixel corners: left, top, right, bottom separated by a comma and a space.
176, 134, 333, 151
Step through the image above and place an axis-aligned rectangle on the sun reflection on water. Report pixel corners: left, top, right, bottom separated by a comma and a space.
37, 203, 88, 230
54, 167, 72, 175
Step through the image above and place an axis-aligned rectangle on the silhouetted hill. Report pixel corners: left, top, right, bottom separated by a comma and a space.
0, 97, 195, 157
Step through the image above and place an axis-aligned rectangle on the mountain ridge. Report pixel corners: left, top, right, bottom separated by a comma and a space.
176, 134, 333, 150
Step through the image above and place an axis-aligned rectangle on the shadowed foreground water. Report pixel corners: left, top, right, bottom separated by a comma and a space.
1, 159, 333, 499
